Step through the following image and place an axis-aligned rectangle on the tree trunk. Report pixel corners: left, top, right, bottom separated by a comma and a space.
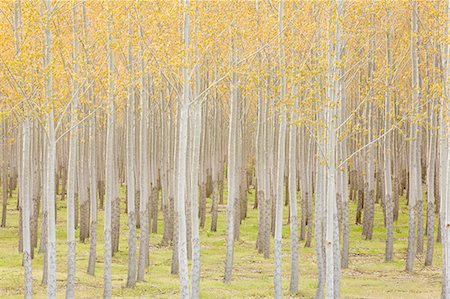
224, 20, 238, 283
274, 2, 286, 297
406, 0, 419, 272
440, 0, 450, 296
21, 118, 32, 299
384, 6, 394, 262
137, 24, 149, 282
189, 80, 202, 299
103, 5, 114, 297
175, 1, 191, 296
43, 1, 56, 296
288, 101, 298, 292
126, 8, 137, 287
1, 118, 8, 227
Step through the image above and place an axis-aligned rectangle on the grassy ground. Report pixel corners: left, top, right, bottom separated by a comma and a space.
0, 187, 442, 298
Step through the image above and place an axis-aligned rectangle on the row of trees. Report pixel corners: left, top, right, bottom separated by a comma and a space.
0, 0, 449, 298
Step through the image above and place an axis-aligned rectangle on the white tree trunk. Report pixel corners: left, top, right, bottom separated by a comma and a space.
103, 4, 114, 297
46, 114, 57, 299
43, 0, 56, 296
66, 3, 79, 296
406, 0, 419, 272
189, 99, 202, 299
137, 24, 149, 282
82, 0, 97, 276
325, 1, 342, 296
288, 99, 298, 293
224, 21, 238, 284
176, 0, 191, 296
126, 8, 137, 287
441, 0, 450, 296
190, 31, 202, 298
274, 1, 286, 297
384, 5, 394, 262
22, 118, 32, 299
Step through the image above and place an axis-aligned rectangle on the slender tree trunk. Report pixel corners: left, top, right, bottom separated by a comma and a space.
224, 19, 238, 284
336, 0, 348, 269
65, 4, 79, 296
288, 100, 298, 293
315, 142, 325, 299
406, 0, 419, 272
126, 8, 137, 287
189, 78, 202, 299
274, 2, 286, 297
82, 0, 97, 276
13, 0, 33, 275
103, 5, 114, 297
41, 143, 48, 285
305, 138, 313, 248
325, 2, 342, 296
175, 1, 191, 296
441, 0, 450, 296
211, 100, 219, 232
137, 23, 149, 282
384, 6, 394, 262
1, 121, 7, 228
22, 118, 32, 299
87, 108, 97, 275
364, 3, 376, 241
172, 107, 180, 275
43, 0, 56, 296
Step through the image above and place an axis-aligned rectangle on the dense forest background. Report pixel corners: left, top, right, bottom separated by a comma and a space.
0, 0, 450, 298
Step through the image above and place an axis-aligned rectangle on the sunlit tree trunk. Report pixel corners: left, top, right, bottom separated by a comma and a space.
40, 128, 48, 286
189, 19, 202, 296
21, 118, 32, 299
384, 3, 394, 262
15, 0, 23, 255
82, 0, 97, 276
224, 18, 238, 284
16, 15, 33, 286
274, 1, 286, 297
406, 0, 419, 272
1, 120, 7, 228
189, 71, 202, 299
288, 96, 298, 293
313, 6, 325, 296
336, 0, 349, 269
325, 1, 342, 296
176, 0, 191, 296
315, 133, 326, 299
103, 3, 114, 297
126, 7, 137, 287
137, 22, 149, 282
441, 0, 450, 296
210, 94, 220, 232
425, 8, 440, 265
43, 0, 56, 296
66, 3, 79, 296
363, 1, 376, 241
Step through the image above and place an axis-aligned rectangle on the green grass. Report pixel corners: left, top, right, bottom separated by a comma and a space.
0, 187, 442, 298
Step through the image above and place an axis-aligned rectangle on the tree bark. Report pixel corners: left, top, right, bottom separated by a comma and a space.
384, 4, 394, 262
224, 19, 238, 284
175, 1, 191, 296
126, 7, 137, 287
22, 118, 32, 299
137, 23, 149, 282
406, 0, 419, 272
274, 1, 286, 297
103, 4, 114, 297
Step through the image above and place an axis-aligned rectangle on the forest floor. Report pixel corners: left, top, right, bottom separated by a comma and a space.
0, 187, 442, 298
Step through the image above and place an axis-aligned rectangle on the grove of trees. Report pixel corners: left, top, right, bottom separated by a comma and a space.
0, 0, 450, 298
